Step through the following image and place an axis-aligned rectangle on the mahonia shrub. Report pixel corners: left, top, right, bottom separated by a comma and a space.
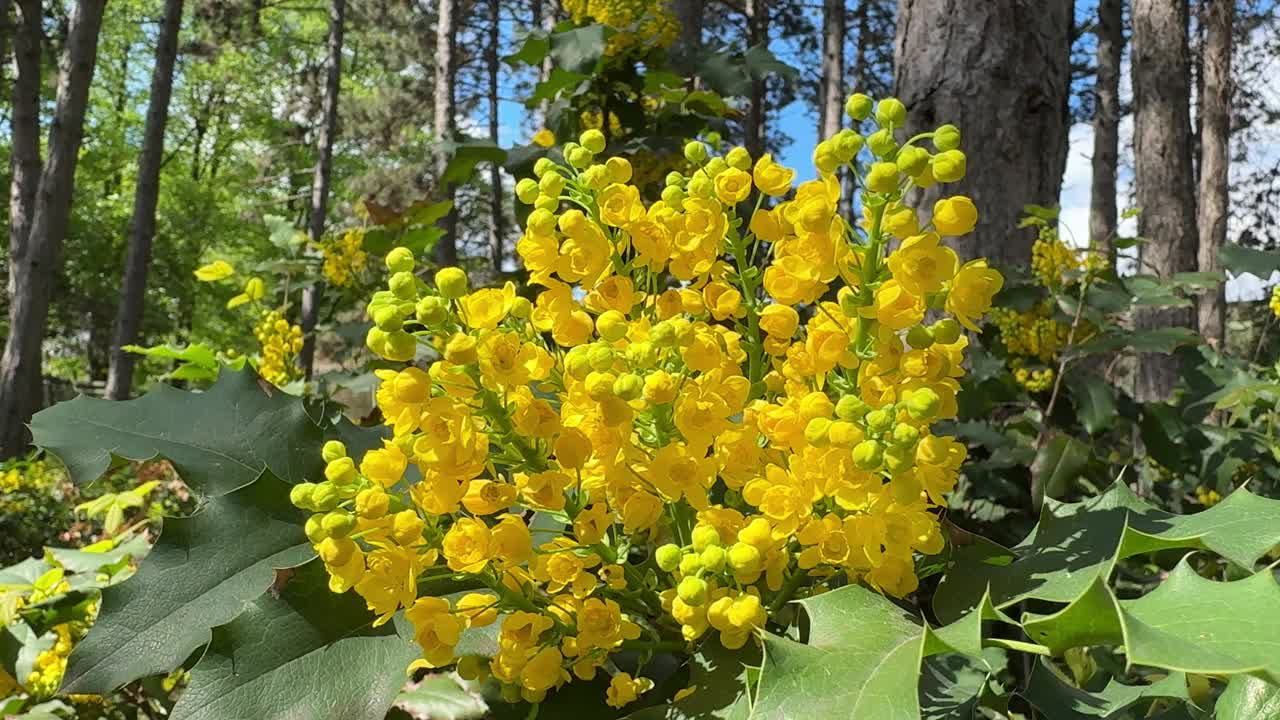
287, 91, 1002, 710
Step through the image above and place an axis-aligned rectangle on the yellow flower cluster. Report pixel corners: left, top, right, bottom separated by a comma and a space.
1270, 285, 1280, 318
0, 457, 63, 494
1195, 485, 1222, 507
991, 231, 1101, 391
563, 0, 678, 53
26, 624, 76, 698
320, 229, 369, 288
254, 310, 304, 387
292, 95, 1001, 710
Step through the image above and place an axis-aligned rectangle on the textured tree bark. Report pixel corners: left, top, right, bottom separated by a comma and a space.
106, 0, 185, 400
743, 0, 767, 159
487, 0, 504, 275
433, 0, 459, 267
820, 0, 844, 140
893, 0, 1072, 268
1196, 0, 1232, 350
0, 0, 107, 457
1132, 0, 1198, 402
298, 0, 346, 381
7, 0, 41, 298
672, 0, 703, 86
0, 0, 11, 91
1090, 0, 1123, 261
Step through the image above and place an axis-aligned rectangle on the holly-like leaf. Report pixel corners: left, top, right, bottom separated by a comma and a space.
1216, 676, 1280, 719
1066, 373, 1117, 435
390, 675, 488, 720
749, 585, 993, 720
1020, 658, 1188, 719
441, 138, 508, 186
622, 642, 757, 720
548, 24, 611, 74
1219, 243, 1280, 279
935, 482, 1280, 622
60, 473, 313, 694
1031, 434, 1090, 500
170, 560, 420, 720
1072, 327, 1201, 357
31, 368, 325, 498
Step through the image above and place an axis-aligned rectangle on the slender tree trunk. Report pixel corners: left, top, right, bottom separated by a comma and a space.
1090, 0, 1122, 262
820, 0, 844, 217
743, 0, 767, 158
8, 0, 41, 296
1196, 0, 1232, 350
840, 0, 871, 219
298, 0, 345, 380
0, 0, 11, 93
894, 0, 1073, 268
0, 0, 107, 458
486, 0, 504, 275
672, 0, 703, 85
106, 0, 185, 400
433, 0, 459, 267
819, 0, 843, 140
1132, 0, 1198, 402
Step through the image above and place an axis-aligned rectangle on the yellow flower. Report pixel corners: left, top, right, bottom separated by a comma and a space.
946, 260, 1004, 330
886, 233, 958, 297
194, 260, 234, 281
760, 304, 799, 338
443, 518, 494, 573
460, 284, 515, 330
873, 279, 925, 331
462, 478, 519, 515
606, 672, 654, 709
713, 167, 753, 205
752, 154, 796, 197
599, 183, 643, 227
406, 596, 463, 667
933, 196, 978, 236
532, 128, 556, 147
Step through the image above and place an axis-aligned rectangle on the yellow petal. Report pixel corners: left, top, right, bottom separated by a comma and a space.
194, 260, 234, 282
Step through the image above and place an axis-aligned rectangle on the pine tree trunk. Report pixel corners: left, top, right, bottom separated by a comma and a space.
299, 0, 346, 381
7, 0, 41, 296
1132, 0, 1198, 402
672, 0, 702, 84
487, 0, 504, 275
744, 0, 767, 158
433, 0, 459, 267
893, 0, 1073, 268
1196, 0, 1231, 350
0, 0, 107, 457
1090, 0, 1122, 261
820, 0, 843, 140
0, 0, 11, 92
840, 0, 871, 219
105, 0, 185, 400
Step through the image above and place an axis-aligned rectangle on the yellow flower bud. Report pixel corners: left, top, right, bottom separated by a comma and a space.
643, 370, 677, 404
677, 576, 708, 606
691, 524, 721, 551
385, 247, 415, 273
700, 545, 726, 572
324, 457, 357, 485
516, 177, 539, 204
579, 128, 606, 153
875, 97, 907, 127
321, 440, 347, 463
725, 146, 752, 170
851, 439, 885, 471
683, 140, 708, 164
934, 123, 962, 151
435, 267, 469, 299
866, 162, 900, 193
444, 333, 478, 364
931, 149, 967, 183
867, 128, 897, 158
290, 482, 317, 509
845, 92, 873, 121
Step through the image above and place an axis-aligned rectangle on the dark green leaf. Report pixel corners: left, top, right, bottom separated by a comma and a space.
391, 675, 487, 720
61, 473, 313, 694
1216, 676, 1280, 719
1031, 434, 1090, 499
1066, 373, 1117, 435
170, 560, 420, 720
1219, 243, 1280, 278
549, 25, 611, 74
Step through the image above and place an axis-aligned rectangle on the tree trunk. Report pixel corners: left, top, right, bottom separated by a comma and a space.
743, 0, 767, 158
840, 0, 871, 219
298, 0, 346, 381
433, 0, 459, 267
0, 0, 107, 458
487, 0, 504, 275
672, 0, 702, 85
105, 0, 185, 400
894, 0, 1073, 269
1090, 0, 1122, 261
819, 0, 843, 140
1196, 0, 1231, 350
8, 0, 41, 297
1, 0, 11, 92
1132, 0, 1198, 403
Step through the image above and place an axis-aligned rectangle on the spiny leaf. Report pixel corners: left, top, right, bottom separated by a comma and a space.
1219, 243, 1280, 279
1215, 676, 1280, 719
390, 675, 488, 720
749, 585, 995, 720
1020, 658, 1188, 719
935, 481, 1280, 622
31, 368, 324, 497
170, 560, 420, 720
60, 472, 313, 694
1066, 373, 1117, 435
